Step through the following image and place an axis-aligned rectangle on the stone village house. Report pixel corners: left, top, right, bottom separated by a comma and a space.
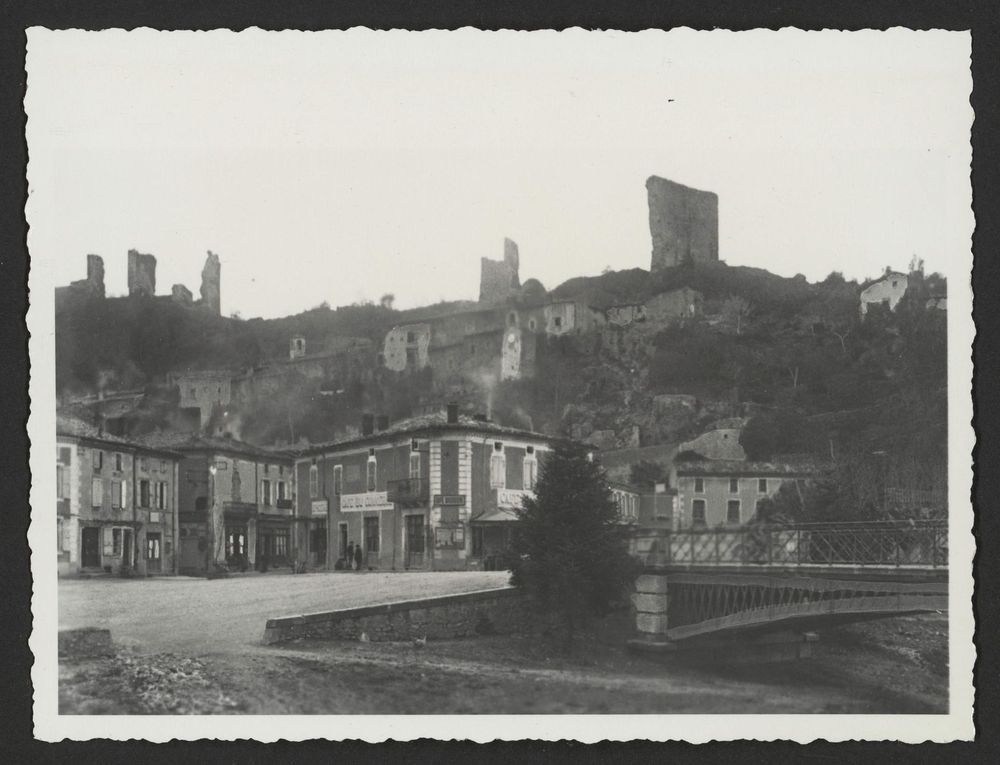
671, 459, 818, 529
291, 405, 562, 572
149, 435, 298, 574
57, 415, 181, 577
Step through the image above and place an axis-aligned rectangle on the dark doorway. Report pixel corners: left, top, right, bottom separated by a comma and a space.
405, 514, 425, 569
146, 532, 162, 573
82, 527, 100, 568
339, 522, 348, 561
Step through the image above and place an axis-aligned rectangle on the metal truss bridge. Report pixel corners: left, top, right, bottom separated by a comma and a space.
630, 520, 948, 645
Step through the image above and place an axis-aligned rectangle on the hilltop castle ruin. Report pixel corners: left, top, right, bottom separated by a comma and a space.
647, 175, 719, 271
57, 249, 222, 315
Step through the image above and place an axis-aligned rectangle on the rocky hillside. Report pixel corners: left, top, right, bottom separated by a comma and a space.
56, 261, 948, 500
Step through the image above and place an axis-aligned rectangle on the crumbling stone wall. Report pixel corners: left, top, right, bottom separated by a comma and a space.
127, 249, 157, 297
171, 284, 193, 305
59, 254, 105, 301
647, 176, 719, 270
479, 238, 521, 303
199, 251, 221, 315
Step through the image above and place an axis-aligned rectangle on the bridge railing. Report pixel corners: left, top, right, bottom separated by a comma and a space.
632, 520, 947, 569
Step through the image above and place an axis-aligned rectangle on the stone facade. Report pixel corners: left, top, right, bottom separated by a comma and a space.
199, 251, 221, 315
678, 425, 746, 461
169, 370, 234, 427
860, 271, 908, 317
645, 287, 703, 323
127, 249, 157, 297
479, 238, 521, 303
606, 303, 647, 327
671, 460, 816, 529
171, 284, 193, 305
647, 176, 719, 270
293, 411, 553, 572
56, 416, 180, 577
172, 437, 295, 574
57, 254, 106, 305
383, 323, 432, 372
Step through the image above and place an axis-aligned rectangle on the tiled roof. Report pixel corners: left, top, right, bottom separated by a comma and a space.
674, 458, 829, 477
288, 411, 559, 457
56, 414, 182, 456
132, 431, 292, 461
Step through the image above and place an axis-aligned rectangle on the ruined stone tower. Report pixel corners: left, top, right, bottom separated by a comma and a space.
127, 249, 157, 296
479, 238, 521, 303
200, 251, 221, 315
646, 176, 719, 271
84, 254, 105, 298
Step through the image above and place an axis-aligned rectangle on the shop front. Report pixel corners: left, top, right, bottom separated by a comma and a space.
470, 508, 519, 571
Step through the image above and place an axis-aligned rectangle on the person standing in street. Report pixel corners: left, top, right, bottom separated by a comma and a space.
354, 542, 364, 572
346, 541, 355, 571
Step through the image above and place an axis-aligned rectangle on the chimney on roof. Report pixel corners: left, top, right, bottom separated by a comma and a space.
361, 413, 375, 436
447, 402, 459, 424
376, 415, 389, 431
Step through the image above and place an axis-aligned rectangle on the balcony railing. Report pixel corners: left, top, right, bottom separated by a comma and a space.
386, 477, 429, 505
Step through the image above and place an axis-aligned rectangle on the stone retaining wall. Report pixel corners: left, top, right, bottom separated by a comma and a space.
263, 586, 533, 645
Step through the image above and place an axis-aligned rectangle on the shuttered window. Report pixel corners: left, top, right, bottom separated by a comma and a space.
92, 478, 103, 507
309, 465, 319, 498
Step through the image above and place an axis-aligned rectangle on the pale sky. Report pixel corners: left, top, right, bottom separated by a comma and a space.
26, 29, 972, 319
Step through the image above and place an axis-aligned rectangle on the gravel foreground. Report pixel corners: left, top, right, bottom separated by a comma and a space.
59, 612, 948, 715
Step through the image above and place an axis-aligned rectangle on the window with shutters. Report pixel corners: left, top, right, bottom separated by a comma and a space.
277, 480, 286, 501
157, 482, 167, 509
262, 479, 272, 506
409, 452, 421, 479
114, 453, 123, 472
92, 478, 103, 507
92, 449, 103, 470
692, 499, 707, 528
309, 465, 319, 498
139, 479, 150, 508
727, 500, 741, 525
523, 457, 537, 491
111, 480, 123, 509
333, 465, 342, 496
490, 445, 506, 489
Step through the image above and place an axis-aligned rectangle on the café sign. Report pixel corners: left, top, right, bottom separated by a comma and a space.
340, 491, 394, 512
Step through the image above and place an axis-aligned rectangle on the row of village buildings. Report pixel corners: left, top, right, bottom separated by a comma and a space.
56, 403, 816, 578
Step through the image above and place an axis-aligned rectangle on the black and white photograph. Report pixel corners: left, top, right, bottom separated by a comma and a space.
25, 27, 974, 742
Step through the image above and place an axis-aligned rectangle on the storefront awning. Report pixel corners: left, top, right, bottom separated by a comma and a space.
471, 508, 520, 523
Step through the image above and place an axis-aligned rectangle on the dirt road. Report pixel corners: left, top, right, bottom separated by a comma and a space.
58, 571, 510, 654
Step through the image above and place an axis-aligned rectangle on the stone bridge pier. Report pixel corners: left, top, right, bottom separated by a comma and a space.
633, 574, 671, 644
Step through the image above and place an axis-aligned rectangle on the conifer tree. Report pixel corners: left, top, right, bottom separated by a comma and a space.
510, 441, 640, 650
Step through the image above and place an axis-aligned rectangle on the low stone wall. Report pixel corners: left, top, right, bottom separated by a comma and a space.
263, 586, 532, 645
